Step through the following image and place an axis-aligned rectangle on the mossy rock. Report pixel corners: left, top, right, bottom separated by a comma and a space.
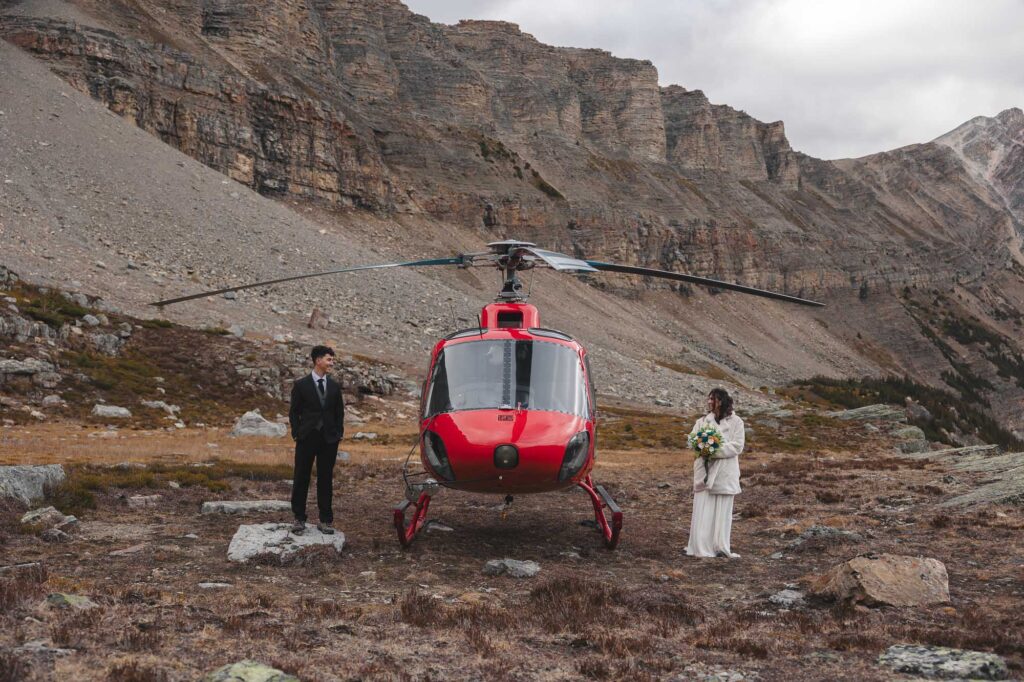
45, 593, 98, 610
201, 660, 299, 682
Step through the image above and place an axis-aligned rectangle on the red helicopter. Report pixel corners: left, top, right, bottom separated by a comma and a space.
153, 239, 823, 549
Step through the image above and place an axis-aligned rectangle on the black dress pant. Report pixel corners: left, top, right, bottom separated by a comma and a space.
291, 430, 339, 523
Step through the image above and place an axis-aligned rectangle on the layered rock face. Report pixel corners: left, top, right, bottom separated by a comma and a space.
3, 0, 1024, 428
3, 16, 394, 209
662, 85, 799, 188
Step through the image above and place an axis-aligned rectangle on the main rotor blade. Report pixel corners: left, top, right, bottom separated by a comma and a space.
519, 247, 597, 272
583, 261, 825, 307
149, 257, 465, 307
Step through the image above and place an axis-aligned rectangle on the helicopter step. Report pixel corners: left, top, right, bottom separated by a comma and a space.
578, 474, 623, 550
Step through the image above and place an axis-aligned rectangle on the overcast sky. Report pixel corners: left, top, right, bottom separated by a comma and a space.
403, 0, 1024, 159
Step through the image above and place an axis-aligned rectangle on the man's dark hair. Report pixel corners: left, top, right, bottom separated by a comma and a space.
709, 387, 734, 422
311, 345, 336, 363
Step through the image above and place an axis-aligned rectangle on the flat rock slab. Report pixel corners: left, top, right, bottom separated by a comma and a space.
0, 464, 65, 504
787, 525, 863, 550
227, 523, 345, 563
827, 404, 906, 421
200, 660, 300, 682
811, 554, 949, 607
202, 500, 292, 515
940, 465, 1024, 508
127, 494, 162, 509
483, 558, 541, 578
229, 410, 287, 438
900, 444, 1002, 461
769, 589, 805, 607
878, 645, 1009, 680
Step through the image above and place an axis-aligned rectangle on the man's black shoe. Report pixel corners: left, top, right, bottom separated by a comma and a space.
317, 522, 335, 535
291, 519, 305, 535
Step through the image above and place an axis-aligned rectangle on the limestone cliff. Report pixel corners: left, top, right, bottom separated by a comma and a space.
2, 0, 1024, 432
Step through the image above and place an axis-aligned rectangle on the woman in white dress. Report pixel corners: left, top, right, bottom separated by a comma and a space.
685, 388, 744, 558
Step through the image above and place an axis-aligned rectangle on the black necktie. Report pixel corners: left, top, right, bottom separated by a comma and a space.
317, 378, 325, 400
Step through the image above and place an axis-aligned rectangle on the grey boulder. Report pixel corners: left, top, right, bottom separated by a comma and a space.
229, 410, 287, 438
92, 404, 131, 419
0, 464, 65, 504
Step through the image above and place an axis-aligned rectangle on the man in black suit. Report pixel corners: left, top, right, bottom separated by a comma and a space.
289, 345, 344, 535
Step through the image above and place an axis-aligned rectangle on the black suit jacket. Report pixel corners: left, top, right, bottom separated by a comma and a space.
289, 374, 344, 443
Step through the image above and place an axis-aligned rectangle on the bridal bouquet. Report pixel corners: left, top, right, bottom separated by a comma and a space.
688, 425, 723, 484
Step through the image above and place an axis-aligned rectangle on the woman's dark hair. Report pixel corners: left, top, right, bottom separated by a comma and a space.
709, 387, 734, 421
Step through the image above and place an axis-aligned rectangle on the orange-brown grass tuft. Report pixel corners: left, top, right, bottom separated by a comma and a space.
0, 564, 48, 611
105, 660, 170, 682
0, 653, 29, 682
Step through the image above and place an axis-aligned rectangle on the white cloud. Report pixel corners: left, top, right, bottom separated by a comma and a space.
404, 0, 1024, 158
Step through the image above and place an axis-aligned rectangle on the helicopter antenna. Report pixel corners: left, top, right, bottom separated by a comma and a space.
447, 301, 457, 331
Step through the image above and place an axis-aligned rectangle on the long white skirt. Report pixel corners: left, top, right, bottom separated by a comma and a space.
685, 491, 739, 558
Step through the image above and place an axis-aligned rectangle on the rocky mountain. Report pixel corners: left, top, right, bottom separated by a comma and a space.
1, 0, 1023, 435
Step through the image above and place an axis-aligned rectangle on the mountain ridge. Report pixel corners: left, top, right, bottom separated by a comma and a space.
2, 0, 1023, 436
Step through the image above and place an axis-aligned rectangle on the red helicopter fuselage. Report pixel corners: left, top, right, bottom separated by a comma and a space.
418, 302, 596, 494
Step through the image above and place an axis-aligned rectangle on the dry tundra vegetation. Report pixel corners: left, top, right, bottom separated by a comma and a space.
0, 285, 1022, 679
2, 392, 1023, 681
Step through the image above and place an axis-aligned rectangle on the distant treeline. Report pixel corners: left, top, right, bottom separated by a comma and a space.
788, 375, 1024, 450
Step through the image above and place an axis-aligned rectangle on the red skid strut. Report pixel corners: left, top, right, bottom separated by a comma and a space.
393, 491, 431, 547
578, 474, 623, 549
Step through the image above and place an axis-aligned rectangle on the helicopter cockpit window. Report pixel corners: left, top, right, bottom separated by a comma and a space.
425, 340, 588, 418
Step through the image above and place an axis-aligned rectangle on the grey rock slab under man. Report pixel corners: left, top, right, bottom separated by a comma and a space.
878, 645, 1009, 680
0, 464, 65, 505
200, 660, 299, 682
227, 523, 345, 563
229, 409, 287, 437
201, 500, 292, 515
482, 558, 541, 578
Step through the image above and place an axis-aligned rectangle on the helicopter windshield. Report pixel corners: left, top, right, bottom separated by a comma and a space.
425, 339, 589, 418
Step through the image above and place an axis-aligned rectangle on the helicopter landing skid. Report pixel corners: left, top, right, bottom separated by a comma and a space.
578, 474, 623, 549
394, 491, 432, 547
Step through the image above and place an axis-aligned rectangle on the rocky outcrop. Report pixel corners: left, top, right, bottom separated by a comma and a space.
811, 554, 950, 607
662, 86, 799, 188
